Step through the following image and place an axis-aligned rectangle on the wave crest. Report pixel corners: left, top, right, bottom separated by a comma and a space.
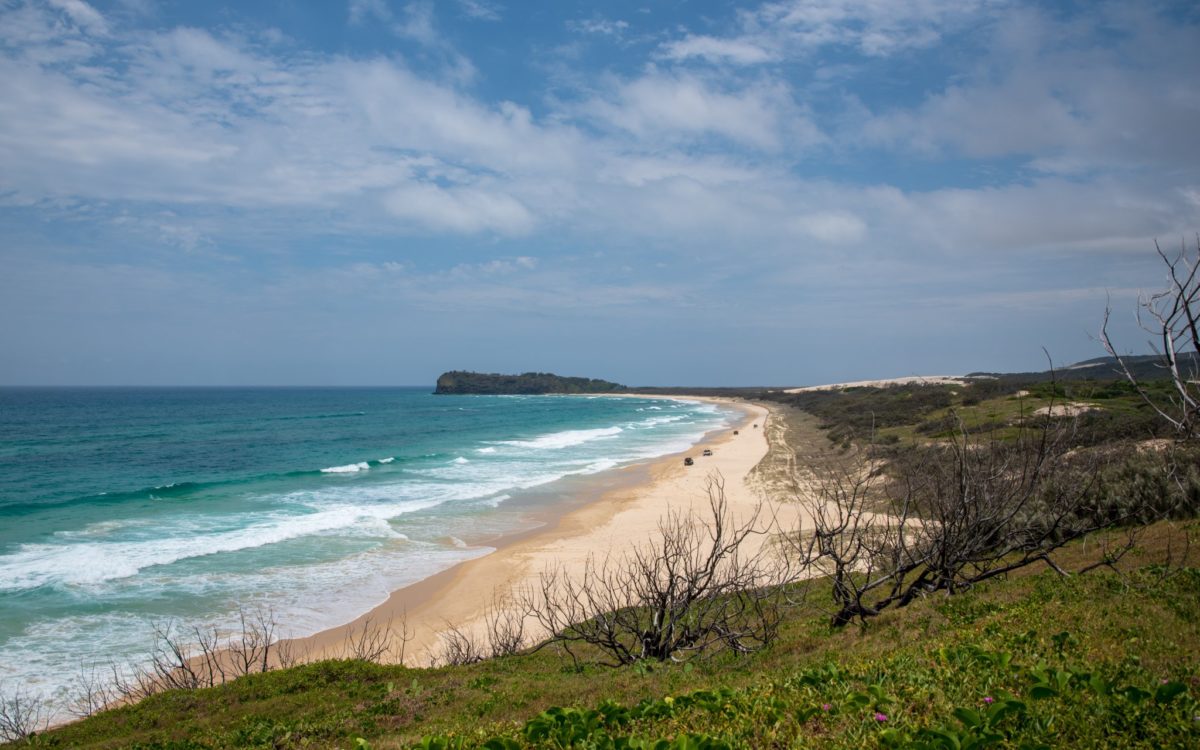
321, 462, 370, 474
500, 426, 623, 450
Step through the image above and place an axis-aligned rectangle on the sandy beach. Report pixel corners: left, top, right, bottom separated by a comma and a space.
292, 396, 784, 666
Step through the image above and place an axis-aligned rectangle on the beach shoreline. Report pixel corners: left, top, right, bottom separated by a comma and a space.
289, 394, 776, 666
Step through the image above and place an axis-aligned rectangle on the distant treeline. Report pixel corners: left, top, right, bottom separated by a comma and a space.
968, 353, 1198, 382
434, 371, 626, 395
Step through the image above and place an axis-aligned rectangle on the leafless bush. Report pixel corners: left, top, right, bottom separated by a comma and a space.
108, 660, 160, 703
145, 619, 217, 691
66, 661, 117, 719
1101, 236, 1200, 439
274, 636, 304, 669
436, 622, 485, 666
521, 474, 790, 666
227, 606, 279, 676
339, 615, 412, 665
435, 593, 530, 666
0, 684, 52, 743
100, 606, 295, 705
793, 408, 1151, 627
482, 592, 527, 658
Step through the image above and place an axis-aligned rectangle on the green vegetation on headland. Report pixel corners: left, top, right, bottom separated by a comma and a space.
433, 371, 626, 395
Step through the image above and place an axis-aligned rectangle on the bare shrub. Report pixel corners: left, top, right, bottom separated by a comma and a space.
482, 592, 527, 658
339, 615, 412, 665
521, 474, 790, 666
145, 619, 216, 691
99, 605, 295, 705
66, 662, 117, 719
108, 660, 160, 703
436, 622, 484, 666
435, 592, 530, 666
793, 407, 1151, 627
0, 684, 52, 743
227, 606, 279, 676
274, 636, 304, 669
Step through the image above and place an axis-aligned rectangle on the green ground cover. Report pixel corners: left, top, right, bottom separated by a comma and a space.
19, 523, 1199, 749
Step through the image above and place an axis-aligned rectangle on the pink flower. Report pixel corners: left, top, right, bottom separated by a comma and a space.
874, 712, 888, 722
983, 696, 994, 704
821, 703, 832, 712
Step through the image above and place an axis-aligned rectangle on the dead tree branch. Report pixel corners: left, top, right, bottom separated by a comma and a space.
794, 395, 1149, 627
1101, 236, 1200, 439
0, 684, 52, 744
521, 474, 790, 666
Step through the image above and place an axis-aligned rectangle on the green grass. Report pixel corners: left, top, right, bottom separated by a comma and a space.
21, 522, 1200, 750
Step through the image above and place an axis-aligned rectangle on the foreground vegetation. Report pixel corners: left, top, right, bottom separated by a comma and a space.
13, 522, 1198, 748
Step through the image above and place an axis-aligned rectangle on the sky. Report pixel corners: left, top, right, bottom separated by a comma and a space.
1, 0, 1198, 386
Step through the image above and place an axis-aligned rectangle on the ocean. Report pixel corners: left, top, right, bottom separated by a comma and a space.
0, 387, 731, 705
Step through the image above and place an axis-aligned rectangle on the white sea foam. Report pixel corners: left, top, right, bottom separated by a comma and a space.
583, 459, 619, 473
378, 457, 395, 464
321, 462, 370, 473
0, 543, 494, 719
453, 456, 469, 464
476, 446, 497, 454
0, 498, 444, 592
501, 426, 623, 450
632, 415, 686, 428
53, 520, 131, 539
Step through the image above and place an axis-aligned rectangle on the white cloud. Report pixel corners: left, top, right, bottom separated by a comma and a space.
383, 183, 535, 235
567, 18, 629, 36
578, 70, 815, 151
0, 0, 1195, 265
857, 5, 1200, 172
457, 0, 501, 22
348, 0, 391, 25
787, 211, 867, 245
659, 35, 775, 65
659, 0, 1003, 64
46, 0, 108, 34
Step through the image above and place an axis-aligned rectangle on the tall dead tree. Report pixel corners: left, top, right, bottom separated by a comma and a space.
1101, 236, 1200, 439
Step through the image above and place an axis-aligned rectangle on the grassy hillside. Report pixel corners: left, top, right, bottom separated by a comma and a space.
18, 522, 1199, 749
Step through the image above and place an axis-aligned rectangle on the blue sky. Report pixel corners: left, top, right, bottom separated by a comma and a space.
1, 0, 1197, 386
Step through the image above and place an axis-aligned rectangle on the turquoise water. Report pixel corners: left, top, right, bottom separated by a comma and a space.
0, 387, 730, 703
